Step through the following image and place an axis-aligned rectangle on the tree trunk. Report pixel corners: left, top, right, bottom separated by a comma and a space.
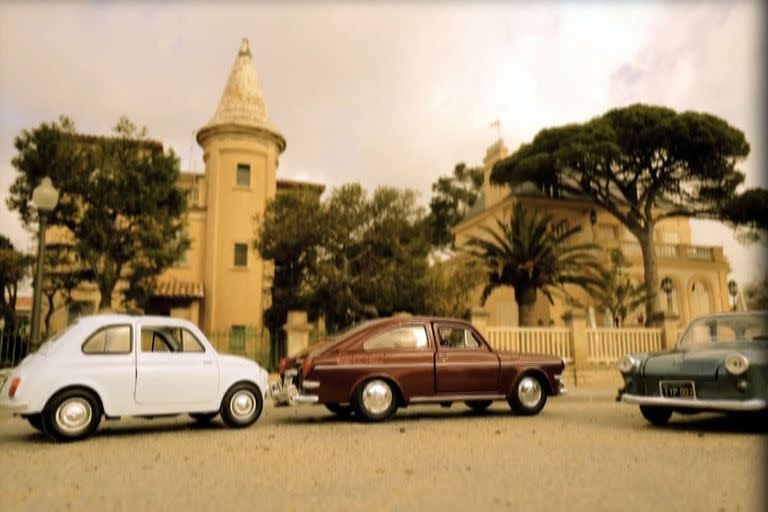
98, 281, 114, 311
637, 230, 661, 325
43, 292, 56, 339
515, 286, 537, 326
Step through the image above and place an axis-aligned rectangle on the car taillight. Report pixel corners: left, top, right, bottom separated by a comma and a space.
302, 355, 314, 377
8, 377, 20, 399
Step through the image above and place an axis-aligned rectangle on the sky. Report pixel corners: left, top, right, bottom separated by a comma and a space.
0, 1, 765, 287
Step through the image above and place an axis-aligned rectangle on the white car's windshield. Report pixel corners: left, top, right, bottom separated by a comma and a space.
678, 313, 768, 347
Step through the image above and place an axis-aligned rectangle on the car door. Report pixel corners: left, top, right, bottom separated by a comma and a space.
78, 323, 137, 413
434, 323, 500, 394
134, 322, 219, 406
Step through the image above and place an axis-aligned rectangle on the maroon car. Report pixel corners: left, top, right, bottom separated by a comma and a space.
270, 316, 566, 421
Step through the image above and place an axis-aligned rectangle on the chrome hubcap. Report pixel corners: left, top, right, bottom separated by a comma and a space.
55, 398, 92, 433
518, 377, 542, 409
230, 390, 256, 419
361, 380, 392, 415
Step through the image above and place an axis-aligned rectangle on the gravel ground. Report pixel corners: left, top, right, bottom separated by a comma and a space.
1, 386, 765, 512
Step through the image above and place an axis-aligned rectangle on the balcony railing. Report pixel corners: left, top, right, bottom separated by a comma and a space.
606, 241, 718, 262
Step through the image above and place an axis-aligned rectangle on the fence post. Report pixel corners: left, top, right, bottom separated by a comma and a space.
653, 311, 680, 349
285, 310, 311, 357
470, 307, 489, 339
563, 309, 588, 386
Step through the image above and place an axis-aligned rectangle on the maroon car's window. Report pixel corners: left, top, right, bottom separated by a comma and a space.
437, 326, 483, 350
364, 326, 430, 350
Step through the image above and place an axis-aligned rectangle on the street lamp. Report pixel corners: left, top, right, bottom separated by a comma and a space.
727, 280, 738, 311
660, 276, 674, 313
30, 177, 59, 349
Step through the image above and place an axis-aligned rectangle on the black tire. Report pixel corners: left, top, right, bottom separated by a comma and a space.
465, 400, 493, 413
353, 378, 398, 422
640, 406, 673, 426
26, 414, 44, 432
508, 374, 547, 416
220, 382, 263, 428
325, 403, 354, 418
41, 388, 102, 442
189, 412, 218, 424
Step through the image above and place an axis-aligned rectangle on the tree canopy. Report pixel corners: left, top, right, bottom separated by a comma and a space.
0, 235, 32, 330
256, 183, 475, 333
427, 162, 483, 248
490, 104, 751, 322
464, 203, 602, 326
7, 116, 189, 311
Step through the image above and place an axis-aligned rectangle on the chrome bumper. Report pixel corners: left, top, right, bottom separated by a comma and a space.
270, 372, 319, 406
558, 381, 568, 395
622, 393, 767, 412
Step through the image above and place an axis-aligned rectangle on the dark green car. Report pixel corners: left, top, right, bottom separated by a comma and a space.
618, 311, 767, 425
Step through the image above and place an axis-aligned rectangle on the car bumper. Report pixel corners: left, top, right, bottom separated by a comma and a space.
269, 374, 319, 406
621, 393, 767, 412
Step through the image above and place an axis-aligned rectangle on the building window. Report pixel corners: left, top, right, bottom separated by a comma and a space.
230, 325, 246, 350
236, 163, 251, 187
234, 243, 248, 267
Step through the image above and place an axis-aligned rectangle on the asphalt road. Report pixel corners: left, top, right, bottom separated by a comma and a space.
1, 386, 765, 512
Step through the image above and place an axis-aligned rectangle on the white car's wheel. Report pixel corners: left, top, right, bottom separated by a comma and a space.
220, 383, 263, 428
41, 388, 102, 442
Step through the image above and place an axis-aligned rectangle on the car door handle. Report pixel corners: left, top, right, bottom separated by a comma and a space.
438, 354, 447, 362
203, 360, 213, 366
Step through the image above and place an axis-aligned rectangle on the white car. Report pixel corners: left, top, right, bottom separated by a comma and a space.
0, 315, 270, 442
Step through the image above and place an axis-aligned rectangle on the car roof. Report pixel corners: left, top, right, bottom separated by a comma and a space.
73, 314, 196, 328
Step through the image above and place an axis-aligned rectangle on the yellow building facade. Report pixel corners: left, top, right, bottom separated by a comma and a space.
45, 38, 322, 338
452, 139, 732, 328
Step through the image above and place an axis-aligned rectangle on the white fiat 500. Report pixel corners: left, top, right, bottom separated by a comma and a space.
0, 315, 269, 442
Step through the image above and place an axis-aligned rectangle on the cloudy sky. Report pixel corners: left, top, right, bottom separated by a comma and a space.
0, 1, 765, 285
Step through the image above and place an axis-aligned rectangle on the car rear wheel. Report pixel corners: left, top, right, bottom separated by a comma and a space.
508, 375, 547, 416
220, 383, 263, 428
325, 403, 353, 418
640, 406, 673, 426
41, 388, 102, 442
26, 414, 44, 432
465, 400, 493, 413
189, 412, 218, 424
353, 379, 398, 422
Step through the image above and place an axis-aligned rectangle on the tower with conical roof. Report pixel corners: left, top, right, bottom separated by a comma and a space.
196, 38, 285, 334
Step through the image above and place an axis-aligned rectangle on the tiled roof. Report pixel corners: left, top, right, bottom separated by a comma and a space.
153, 279, 205, 299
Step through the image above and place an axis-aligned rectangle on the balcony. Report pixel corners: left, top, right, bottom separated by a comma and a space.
597, 241, 725, 264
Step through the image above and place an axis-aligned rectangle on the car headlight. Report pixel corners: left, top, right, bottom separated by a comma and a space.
618, 355, 638, 374
724, 353, 749, 376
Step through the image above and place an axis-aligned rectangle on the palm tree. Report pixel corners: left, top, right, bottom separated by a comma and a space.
592, 249, 649, 327
464, 203, 602, 326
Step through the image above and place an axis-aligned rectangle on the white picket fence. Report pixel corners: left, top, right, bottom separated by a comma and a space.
484, 326, 665, 366
586, 328, 663, 365
486, 327, 573, 363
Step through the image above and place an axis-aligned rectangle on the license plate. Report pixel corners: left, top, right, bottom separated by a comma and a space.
660, 381, 696, 399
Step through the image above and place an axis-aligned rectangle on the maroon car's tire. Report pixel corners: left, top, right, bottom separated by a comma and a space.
353, 379, 398, 422
41, 388, 102, 442
640, 406, 672, 426
465, 400, 493, 413
220, 382, 263, 428
508, 375, 547, 416
325, 403, 354, 418
189, 412, 218, 424
26, 414, 44, 432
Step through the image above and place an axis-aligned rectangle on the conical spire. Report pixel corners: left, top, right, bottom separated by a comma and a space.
200, 38, 284, 148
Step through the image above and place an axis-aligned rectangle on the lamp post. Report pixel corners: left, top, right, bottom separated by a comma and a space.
588, 208, 597, 242
727, 280, 738, 311
660, 276, 674, 313
30, 177, 59, 349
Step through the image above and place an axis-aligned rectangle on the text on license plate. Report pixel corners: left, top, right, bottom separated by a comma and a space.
660, 381, 695, 399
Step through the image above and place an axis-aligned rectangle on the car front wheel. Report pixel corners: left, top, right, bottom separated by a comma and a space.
353, 379, 398, 422
640, 406, 672, 426
41, 388, 102, 442
220, 383, 263, 428
508, 375, 547, 416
